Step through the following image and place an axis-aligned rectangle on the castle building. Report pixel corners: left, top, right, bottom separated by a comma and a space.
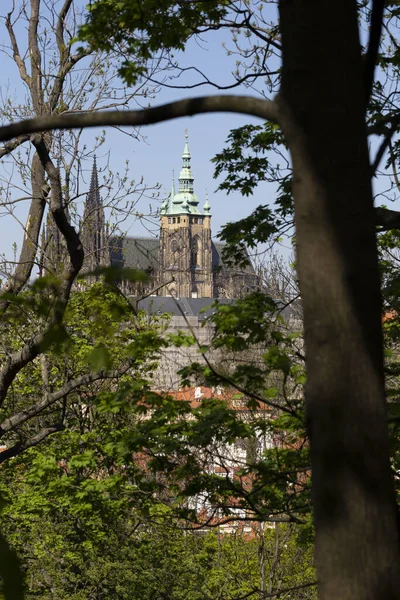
40, 138, 266, 391
110, 136, 257, 301
43, 136, 257, 301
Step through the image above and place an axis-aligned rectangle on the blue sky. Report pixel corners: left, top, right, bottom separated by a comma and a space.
0, 0, 394, 272
0, 2, 281, 269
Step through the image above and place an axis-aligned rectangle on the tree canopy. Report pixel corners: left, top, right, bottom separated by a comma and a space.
1, 1, 400, 600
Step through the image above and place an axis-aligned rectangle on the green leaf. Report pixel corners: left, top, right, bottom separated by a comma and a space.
88, 344, 112, 372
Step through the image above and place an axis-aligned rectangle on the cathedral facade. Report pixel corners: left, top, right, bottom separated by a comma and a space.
111, 137, 257, 300
157, 135, 213, 298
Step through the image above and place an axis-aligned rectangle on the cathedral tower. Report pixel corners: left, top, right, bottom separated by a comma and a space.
81, 157, 109, 279
159, 134, 213, 298
41, 160, 69, 276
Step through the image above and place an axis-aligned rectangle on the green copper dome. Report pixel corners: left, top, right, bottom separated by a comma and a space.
160, 198, 168, 214
163, 134, 210, 217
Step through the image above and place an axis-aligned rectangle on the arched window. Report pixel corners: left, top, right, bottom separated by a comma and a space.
171, 238, 178, 253
191, 236, 201, 269
170, 238, 178, 268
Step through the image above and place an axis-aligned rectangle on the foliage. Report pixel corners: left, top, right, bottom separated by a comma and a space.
4, 0, 400, 597
0, 391, 315, 599
0, 273, 313, 598
212, 124, 293, 265
79, 0, 227, 84
212, 124, 287, 197
107, 292, 310, 526
0, 279, 166, 454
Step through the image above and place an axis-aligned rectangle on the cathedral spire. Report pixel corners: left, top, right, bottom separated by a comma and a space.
87, 155, 101, 208
81, 156, 109, 278
162, 133, 207, 217
178, 131, 195, 195
203, 190, 211, 214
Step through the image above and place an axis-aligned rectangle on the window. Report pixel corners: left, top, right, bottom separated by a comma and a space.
199, 218, 203, 225
233, 397, 247, 408
168, 218, 171, 224
191, 236, 200, 268
177, 217, 181, 224
172, 217, 176, 224
194, 218, 198, 224
171, 239, 178, 253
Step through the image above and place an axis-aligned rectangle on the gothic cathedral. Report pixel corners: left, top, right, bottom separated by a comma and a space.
43, 135, 256, 300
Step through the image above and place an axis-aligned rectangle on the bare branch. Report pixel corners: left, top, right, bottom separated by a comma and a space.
0, 424, 65, 463
0, 136, 84, 406
29, 0, 44, 114
56, 0, 73, 62
0, 95, 280, 143
233, 580, 317, 600
375, 206, 400, 231
364, 0, 385, 107
31, 135, 84, 276
48, 48, 93, 113
371, 119, 398, 173
0, 134, 31, 159
0, 151, 47, 306
148, 68, 278, 92
0, 366, 131, 435
5, 9, 32, 87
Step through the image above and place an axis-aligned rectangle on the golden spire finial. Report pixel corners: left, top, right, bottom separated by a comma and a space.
185, 128, 189, 139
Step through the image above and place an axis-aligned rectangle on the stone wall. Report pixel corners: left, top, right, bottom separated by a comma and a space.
151, 315, 217, 390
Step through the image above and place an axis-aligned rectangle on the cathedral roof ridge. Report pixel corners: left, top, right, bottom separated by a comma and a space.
122, 234, 159, 241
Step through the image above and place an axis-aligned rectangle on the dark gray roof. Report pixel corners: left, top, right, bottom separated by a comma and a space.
110, 236, 255, 274
212, 242, 255, 274
275, 298, 303, 321
137, 295, 302, 323
110, 237, 159, 273
137, 296, 233, 319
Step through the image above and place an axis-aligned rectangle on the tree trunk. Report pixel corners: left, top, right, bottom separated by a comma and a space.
278, 1, 400, 598
1, 152, 46, 306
